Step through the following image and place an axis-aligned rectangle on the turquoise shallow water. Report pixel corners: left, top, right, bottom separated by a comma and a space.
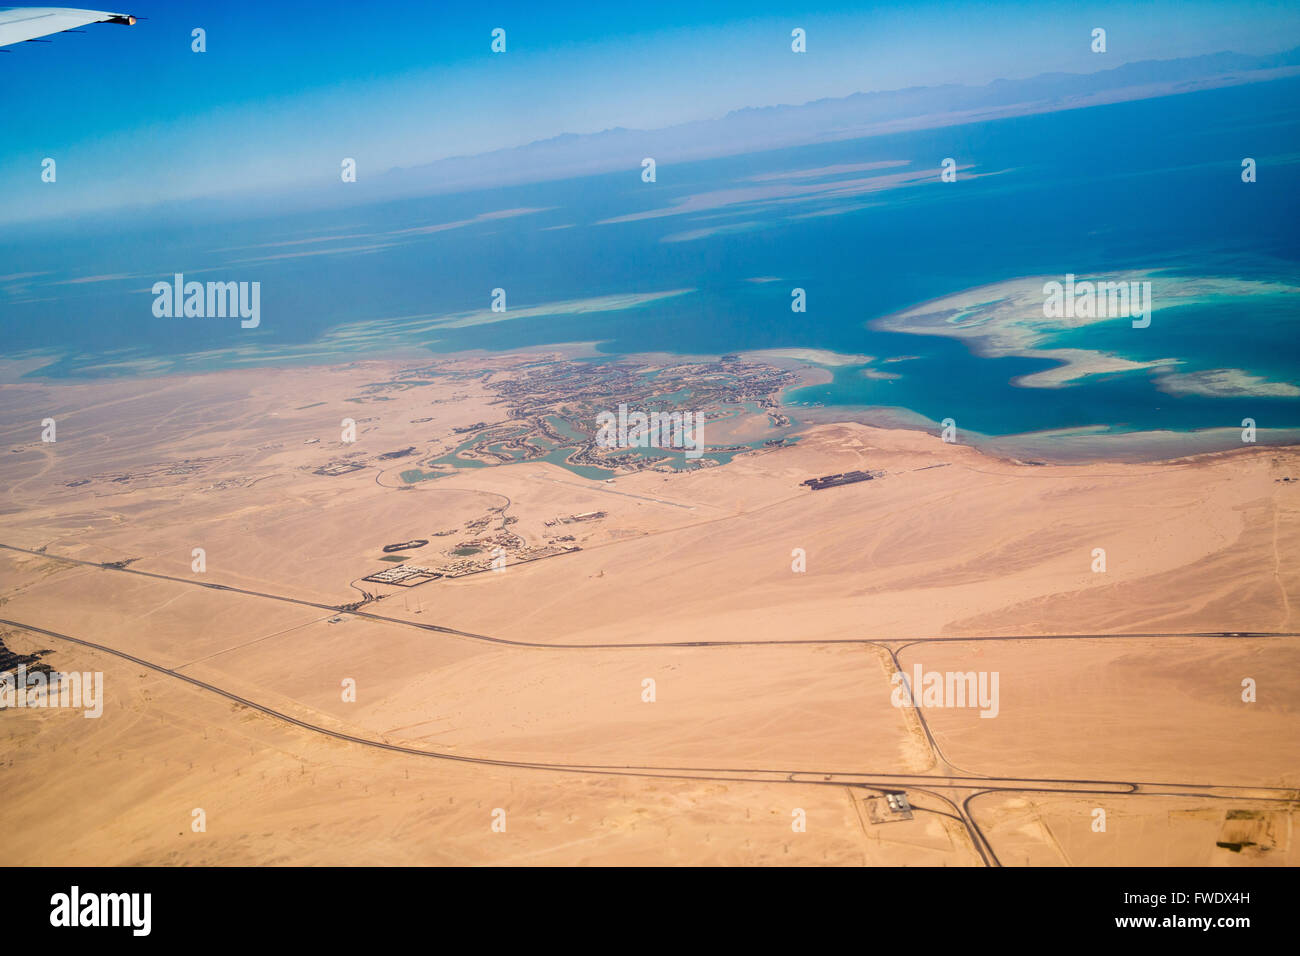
3, 78, 1298, 439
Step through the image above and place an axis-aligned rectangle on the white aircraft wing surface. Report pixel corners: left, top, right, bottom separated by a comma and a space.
0, 6, 135, 48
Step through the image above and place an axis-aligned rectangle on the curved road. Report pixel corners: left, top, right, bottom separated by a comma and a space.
4, 614, 1296, 868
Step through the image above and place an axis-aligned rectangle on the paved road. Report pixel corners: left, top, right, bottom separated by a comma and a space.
5, 540, 1297, 867
4, 614, 1296, 868
2, 543, 1292, 651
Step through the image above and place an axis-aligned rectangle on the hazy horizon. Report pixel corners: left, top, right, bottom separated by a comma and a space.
4, 0, 1300, 223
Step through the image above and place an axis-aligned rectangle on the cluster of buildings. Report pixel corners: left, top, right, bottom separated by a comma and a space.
545, 511, 606, 526
382, 539, 428, 553
314, 460, 366, 476
452, 356, 798, 475
361, 564, 442, 587
362, 530, 581, 588
368, 543, 581, 584
801, 470, 876, 490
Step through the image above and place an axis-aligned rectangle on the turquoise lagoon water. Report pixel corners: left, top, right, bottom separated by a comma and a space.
4, 77, 1299, 442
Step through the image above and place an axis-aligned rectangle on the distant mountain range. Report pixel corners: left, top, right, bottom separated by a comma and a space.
95, 44, 1300, 226
365, 46, 1300, 198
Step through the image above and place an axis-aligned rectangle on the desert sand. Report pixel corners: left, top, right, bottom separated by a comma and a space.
1, 354, 1296, 865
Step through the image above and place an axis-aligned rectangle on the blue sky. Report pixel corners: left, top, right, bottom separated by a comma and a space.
3, 0, 1299, 222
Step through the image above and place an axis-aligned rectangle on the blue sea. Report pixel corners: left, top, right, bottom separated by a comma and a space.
3, 76, 1298, 440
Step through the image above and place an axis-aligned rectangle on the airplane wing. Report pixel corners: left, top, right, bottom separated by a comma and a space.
0, 6, 135, 48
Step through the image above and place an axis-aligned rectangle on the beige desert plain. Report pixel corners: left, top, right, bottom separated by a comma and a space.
0, 353, 1296, 865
